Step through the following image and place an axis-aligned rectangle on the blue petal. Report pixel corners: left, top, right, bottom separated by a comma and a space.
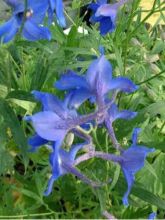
97, 0, 108, 4
99, 45, 105, 55
44, 175, 58, 196
100, 17, 115, 35
54, 0, 66, 27
86, 55, 112, 95
32, 91, 67, 118
22, 20, 51, 41
131, 128, 141, 145
108, 103, 137, 122
69, 143, 86, 162
44, 140, 64, 196
0, 17, 19, 43
109, 77, 139, 93
68, 88, 93, 108
122, 145, 154, 172
55, 70, 89, 90
88, 3, 100, 12
148, 212, 157, 220
122, 168, 134, 206
116, 110, 137, 120
28, 134, 48, 151
95, 4, 118, 18
24, 111, 66, 141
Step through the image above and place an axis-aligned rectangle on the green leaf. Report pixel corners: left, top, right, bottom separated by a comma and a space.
132, 186, 165, 210
110, 164, 121, 190
0, 147, 14, 175
0, 99, 28, 163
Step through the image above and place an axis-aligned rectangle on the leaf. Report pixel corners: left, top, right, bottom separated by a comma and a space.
0, 147, 14, 175
0, 98, 28, 163
30, 55, 49, 91
110, 164, 121, 190
145, 160, 158, 179
143, 101, 165, 119
132, 186, 165, 210
12, 186, 42, 203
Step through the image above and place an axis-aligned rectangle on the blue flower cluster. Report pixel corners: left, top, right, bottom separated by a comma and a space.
0, 0, 66, 43
25, 54, 154, 206
2, 0, 155, 215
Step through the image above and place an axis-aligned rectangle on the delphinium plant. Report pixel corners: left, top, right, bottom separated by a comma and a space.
0, 0, 164, 219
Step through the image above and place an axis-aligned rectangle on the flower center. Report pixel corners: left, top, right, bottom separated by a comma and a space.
26, 9, 33, 18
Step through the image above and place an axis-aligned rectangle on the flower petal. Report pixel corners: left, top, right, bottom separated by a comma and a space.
122, 145, 154, 172
55, 70, 88, 90
109, 77, 139, 93
148, 212, 157, 220
32, 90, 67, 118
122, 168, 134, 206
28, 134, 48, 151
0, 17, 19, 43
54, 0, 66, 27
86, 55, 112, 95
68, 88, 93, 108
95, 4, 118, 18
108, 104, 137, 122
44, 175, 58, 196
24, 111, 66, 141
22, 20, 51, 41
69, 143, 86, 161
44, 140, 64, 196
131, 128, 141, 146
99, 17, 115, 35
97, 0, 108, 4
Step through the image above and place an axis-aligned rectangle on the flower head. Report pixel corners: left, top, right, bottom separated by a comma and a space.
24, 91, 77, 142
0, 0, 51, 43
148, 212, 157, 220
44, 141, 100, 196
118, 128, 154, 205
55, 55, 138, 109
89, 0, 128, 35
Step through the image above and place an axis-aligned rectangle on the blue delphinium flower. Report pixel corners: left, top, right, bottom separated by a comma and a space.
24, 90, 78, 142
88, 0, 128, 35
148, 212, 157, 220
48, 0, 66, 27
75, 128, 154, 206
55, 55, 138, 109
25, 90, 95, 149
0, 0, 51, 43
44, 141, 101, 196
119, 128, 154, 205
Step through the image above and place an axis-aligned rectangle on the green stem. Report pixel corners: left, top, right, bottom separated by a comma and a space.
137, 69, 165, 85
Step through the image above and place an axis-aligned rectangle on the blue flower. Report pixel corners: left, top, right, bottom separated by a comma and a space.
48, 0, 66, 27
44, 141, 101, 196
118, 128, 154, 205
24, 90, 95, 145
148, 212, 157, 220
89, 0, 127, 35
76, 128, 154, 206
108, 103, 137, 122
55, 55, 138, 108
0, 0, 51, 43
24, 91, 78, 142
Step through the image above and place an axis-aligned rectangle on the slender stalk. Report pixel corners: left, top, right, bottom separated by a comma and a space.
102, 210, 117, 220
105, 117, 121, 150
137, 69, 165, 85
74, 151, 120, 166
